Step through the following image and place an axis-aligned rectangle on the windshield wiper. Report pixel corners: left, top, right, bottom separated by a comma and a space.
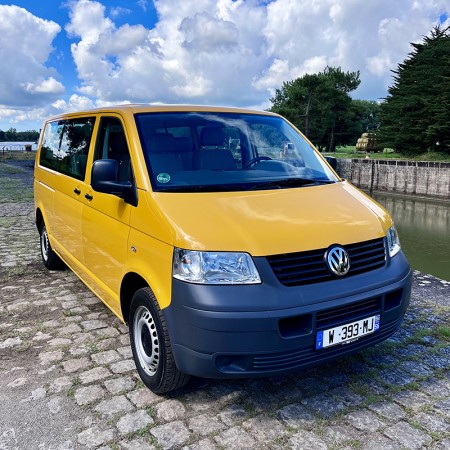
247, 178, 335, 190
157, 184, 247, 193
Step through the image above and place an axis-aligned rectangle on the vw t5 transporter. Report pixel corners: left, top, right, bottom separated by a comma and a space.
34, 105, 412, 393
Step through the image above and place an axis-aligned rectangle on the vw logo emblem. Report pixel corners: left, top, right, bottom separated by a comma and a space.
325, 246, 350, 276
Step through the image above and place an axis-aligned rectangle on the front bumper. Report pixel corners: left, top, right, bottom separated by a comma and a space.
163, 250, 412, 378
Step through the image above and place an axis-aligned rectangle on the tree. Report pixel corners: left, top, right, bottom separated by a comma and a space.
379, 26, 450, 154
269, 67, 361, 151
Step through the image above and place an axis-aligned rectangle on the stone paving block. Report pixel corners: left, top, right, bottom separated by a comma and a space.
378, 367, 416, 386
48, 376, 72, 393
413, 411, 450, 432
182, 438, 218, 450
361, 435, 402, 450
77, 426, 114, 449
216, 404, 247, 426
80, 320, 108, 331
127, 388, 161, 407
301, 392, 347, 418
104, 376, 136, 394
48, 337, 72, 346
151, 421, 190, 449
399, 360, 434, 377
119, 438, 156, 449
32, 332, 53, 341
434, 398, 450, 417
214, 426, 258, 450
242, 414, 287, 442
349, 409, 386, 433
289, 430, 328, 450
39, 350, 64, 365
188, 413, 226, 436
111, 359, 135, 374
91, 349, 122, 365
116, 409, 153, 434
96, 338, 119, 351
62, 357, 92, 373
276, 403, 315, 428
59, 323, 82, 334
419, 379, 450, 399
368, 401, 407, 422
79, 366, 112, 384
384, 421, 432, 449
435, 439, 450, 450
95, 395, 135, 417
117, 346, 133, 359
155, 399, 186, 422
95, 327, 120, 338
321, 424, 363, 446
392, 389, 430, 410
75, 385, 105, 406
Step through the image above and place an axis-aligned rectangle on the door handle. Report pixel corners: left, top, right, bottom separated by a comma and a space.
73, 188, 81, 195
85, 193, 93, 201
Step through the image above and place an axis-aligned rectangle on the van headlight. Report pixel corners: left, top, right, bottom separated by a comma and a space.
386, 225, 401, 258
173, 249, 261, 284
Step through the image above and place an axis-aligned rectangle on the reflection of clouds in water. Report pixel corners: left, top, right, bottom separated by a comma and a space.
373, 193, 450, 281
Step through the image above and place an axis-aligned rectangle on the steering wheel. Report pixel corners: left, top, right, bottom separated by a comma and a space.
244, 156, 272, 169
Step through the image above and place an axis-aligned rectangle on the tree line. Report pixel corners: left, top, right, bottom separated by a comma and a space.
269, 26, 450, 155
0, 128, 40, 142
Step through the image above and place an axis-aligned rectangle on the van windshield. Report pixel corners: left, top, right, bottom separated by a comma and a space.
135, 112, 338, 192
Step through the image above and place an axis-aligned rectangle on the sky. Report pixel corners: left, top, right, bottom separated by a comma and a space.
0, 0, 448, 132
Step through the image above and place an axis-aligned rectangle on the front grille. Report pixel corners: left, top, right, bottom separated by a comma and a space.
267, 238, 386, 286
316, 297, 381, 330
248, 318, 401, 372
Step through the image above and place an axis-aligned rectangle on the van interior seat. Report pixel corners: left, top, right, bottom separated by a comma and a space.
147, 133, 194, 174
196, 127, 236, 171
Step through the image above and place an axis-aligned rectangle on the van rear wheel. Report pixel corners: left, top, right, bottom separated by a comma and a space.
129, 287, 190, 394
39, 223, 65, 270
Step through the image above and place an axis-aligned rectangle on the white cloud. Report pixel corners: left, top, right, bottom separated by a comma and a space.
0, 5, 63, 109
63, 0, 447, 109
1, 0, 448, 130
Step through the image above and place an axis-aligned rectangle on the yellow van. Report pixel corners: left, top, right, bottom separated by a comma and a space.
34, 105, 412, 393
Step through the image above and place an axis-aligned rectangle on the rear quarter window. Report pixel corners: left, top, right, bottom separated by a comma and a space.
40, 117, 95, 180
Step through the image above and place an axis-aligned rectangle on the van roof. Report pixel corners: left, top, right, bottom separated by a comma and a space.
44, 104, 279, 122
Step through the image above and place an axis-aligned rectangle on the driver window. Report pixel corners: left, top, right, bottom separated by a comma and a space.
95, 117, 133, 183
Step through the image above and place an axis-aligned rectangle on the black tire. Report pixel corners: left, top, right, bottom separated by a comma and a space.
129, 287, 190, 394
39, 222, 65, 270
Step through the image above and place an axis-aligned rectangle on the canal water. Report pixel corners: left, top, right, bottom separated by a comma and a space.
372, 192, 450, 281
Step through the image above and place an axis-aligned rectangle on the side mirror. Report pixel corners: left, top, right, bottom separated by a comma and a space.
91, 159, 137, 206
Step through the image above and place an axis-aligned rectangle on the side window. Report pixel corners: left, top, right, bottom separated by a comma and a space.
94, 117, 133, 183
40, 117, 95, 180
40, 121, 64, 172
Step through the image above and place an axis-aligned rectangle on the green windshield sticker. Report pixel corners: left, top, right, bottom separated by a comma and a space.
157, 173, 171, 183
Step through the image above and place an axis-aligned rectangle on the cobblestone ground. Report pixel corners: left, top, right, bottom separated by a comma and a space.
1, 160, 450, 450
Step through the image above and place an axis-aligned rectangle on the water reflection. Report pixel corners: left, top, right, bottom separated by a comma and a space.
372, 192, 450, 281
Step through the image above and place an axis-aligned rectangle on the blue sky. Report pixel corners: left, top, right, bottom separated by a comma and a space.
0, 0, 448, 131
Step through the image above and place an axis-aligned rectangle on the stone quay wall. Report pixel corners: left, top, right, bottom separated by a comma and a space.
335, 159, 450, 199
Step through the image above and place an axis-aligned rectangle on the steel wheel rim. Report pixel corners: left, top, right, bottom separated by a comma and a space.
133, 305, 160, 376
41, 227, 49, 262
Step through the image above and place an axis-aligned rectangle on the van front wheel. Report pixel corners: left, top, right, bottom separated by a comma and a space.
129, 287, 190, 394
39, 223, 65, 270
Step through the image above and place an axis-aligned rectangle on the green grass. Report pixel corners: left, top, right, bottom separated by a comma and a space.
323, 146, 450, 162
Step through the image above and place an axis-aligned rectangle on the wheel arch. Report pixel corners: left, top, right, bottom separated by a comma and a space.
35, 207, 44, 231
120, 272, 149, 324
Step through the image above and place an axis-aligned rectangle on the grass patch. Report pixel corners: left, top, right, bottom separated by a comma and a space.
433, 326, 450, 341
0, 151, 36, 162
324, 147, 450, 162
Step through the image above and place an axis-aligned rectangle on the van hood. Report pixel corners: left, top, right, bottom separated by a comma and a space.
149, 181, 392, 256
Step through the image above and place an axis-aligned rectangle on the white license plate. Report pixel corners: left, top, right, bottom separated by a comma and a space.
316, 315, 380, 349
